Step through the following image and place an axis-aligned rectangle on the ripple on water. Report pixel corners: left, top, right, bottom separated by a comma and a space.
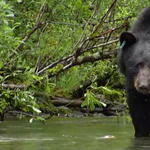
0, 137, 54, 142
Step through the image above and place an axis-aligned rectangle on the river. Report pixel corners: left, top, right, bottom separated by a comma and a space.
0, 117, 150, 150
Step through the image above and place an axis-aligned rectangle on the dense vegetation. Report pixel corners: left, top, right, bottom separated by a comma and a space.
0, 0, 149, 122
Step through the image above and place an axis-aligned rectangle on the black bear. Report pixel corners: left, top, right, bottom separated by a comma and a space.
118, 6, 150, 137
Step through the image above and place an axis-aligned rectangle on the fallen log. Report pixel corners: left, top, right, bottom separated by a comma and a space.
51, 98, 83, 107
51, 95, 126, 116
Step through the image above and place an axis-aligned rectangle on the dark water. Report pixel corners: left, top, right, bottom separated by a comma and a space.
0, 117, 150, 150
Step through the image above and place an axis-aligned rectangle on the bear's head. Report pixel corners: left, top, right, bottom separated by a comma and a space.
118, 32, 150, 95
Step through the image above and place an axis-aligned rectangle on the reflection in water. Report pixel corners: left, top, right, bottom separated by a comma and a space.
126, 137, 150, 150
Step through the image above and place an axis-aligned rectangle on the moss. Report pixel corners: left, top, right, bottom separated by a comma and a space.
53, 89, 73, 99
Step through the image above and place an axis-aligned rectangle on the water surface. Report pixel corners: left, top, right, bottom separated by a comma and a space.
0, 117, 150, 150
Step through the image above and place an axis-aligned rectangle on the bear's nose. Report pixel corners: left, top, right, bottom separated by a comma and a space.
138, 84, 149, 94
139, 85, 148, 91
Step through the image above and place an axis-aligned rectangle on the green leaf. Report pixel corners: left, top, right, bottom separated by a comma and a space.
36, 116, 45, 122
17, 0, 22, 3
32, 106, 41, 114
46, 86, 51, 93
0, 1, 5, 6
81, 100, 88, 107
29, 118, 34, 123
90, 102, 95, 111
100, 102, 107, 107
0, 61, 3, 69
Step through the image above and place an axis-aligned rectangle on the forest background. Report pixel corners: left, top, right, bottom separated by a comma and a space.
0, 0, 149, 123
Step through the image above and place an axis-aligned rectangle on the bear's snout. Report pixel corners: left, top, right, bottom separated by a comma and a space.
138, 81, 150, 94
134, 65, 150, 94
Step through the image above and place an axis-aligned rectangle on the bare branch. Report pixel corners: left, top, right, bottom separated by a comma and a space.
84, 39, 119, 52
36, 54, 74, 75
37, 37, 119, 76
1, 84, 26, 89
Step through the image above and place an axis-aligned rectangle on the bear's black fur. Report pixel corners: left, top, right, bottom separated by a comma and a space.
118, 6, 150, 137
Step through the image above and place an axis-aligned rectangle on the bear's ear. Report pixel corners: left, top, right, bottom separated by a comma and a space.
120, 32, 137, 49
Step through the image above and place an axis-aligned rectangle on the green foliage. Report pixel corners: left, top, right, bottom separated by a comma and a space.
0, 1, 20, 60
98, 86, 123, 102
58, 67, 81, 90
117, 0, 150, 17
0, 0, 146, 120
81, 90, 106, 111
81, 60, 124, 88
0, 99, 9, 113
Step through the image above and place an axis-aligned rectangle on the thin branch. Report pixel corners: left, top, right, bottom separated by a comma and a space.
47, 49, 118, 78
3, 1, 48, 67
41, 20, 83, 26
35, 22, 49, 73
36, 38, 119, 76
71, 0, 101, 53
36, 0, 47, 25
36, 54, 74, 75
8, 111, 45, 124
84, 39, 119, 52
93, 0, 118, 34
1, 84, 26, 89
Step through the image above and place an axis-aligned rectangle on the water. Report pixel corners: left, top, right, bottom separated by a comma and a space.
0, 117, 150, 150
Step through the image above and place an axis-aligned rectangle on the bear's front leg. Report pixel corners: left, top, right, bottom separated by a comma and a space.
132, 118, 150, 137
129, 103, 150, 137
